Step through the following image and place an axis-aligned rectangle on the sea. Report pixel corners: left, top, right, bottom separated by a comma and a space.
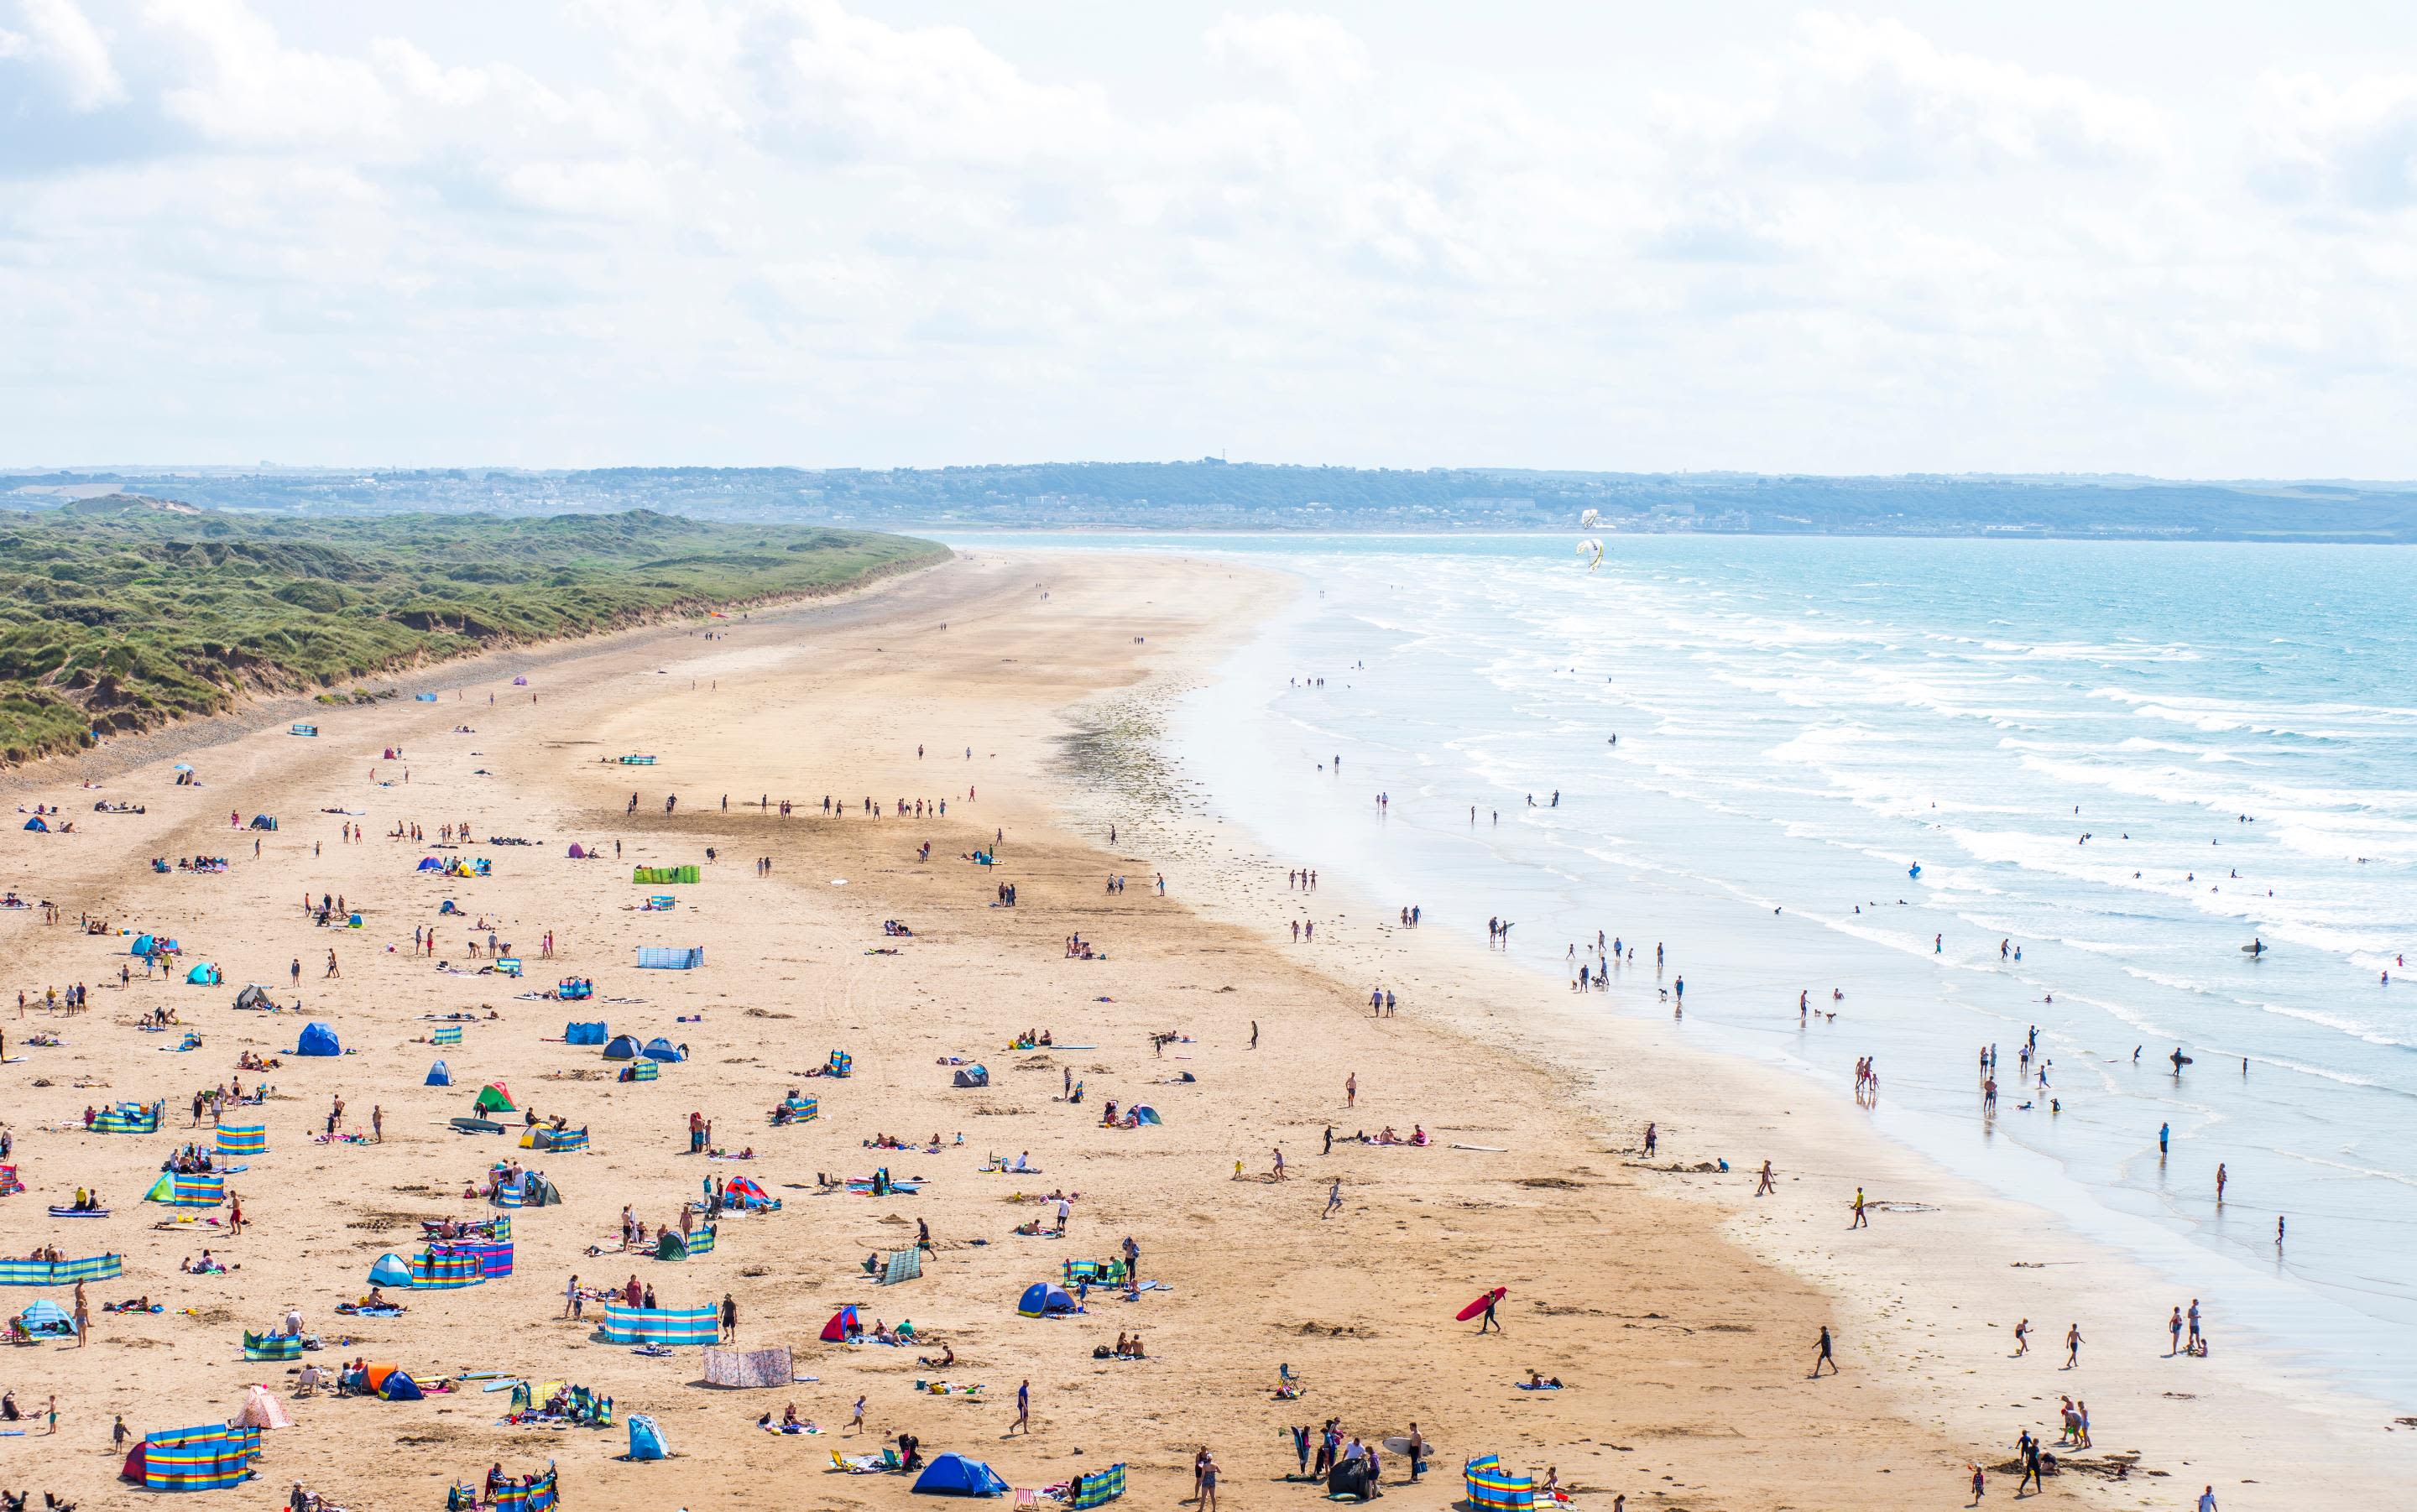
945, 531, 2417, 1405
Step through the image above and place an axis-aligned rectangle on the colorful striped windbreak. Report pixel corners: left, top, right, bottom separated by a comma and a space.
93, 1103, 162, 1134
1073, 1463, 1127, 1508
489, 1462, 559, 1512
243, 1330, 303, 1361
1464, 1457, 1535, 1512
626, 1060, 659, 1082
0, 1254, 123, 1285
456, 1242, 514, 1279
215, 1123, 267, 1157
686, 1226, 715, 1256
432, 1025, 463, 1045
140, 1423, 259, 1491
601, 1303, 718, 1346
410, 1250, 486, 1289
159, 1172, 225, 1207
493, 1180, 525, 1208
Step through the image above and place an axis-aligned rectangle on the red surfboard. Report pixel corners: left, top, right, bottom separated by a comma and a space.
1455, 1287, 1506, 1322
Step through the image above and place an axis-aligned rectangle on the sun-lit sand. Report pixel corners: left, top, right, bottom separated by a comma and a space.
0, 551, 2394, 1510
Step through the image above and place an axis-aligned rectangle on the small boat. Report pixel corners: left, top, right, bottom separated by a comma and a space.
48, 1205, 110, 1218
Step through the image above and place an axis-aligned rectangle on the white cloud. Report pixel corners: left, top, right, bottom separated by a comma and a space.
1203, 11, 1370, 93
3, 3, 2415, 476
4, 0, 125, 108
2248, 71, 2417, 211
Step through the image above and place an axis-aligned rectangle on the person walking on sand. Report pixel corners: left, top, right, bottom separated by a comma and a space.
721, 1292, 738, 1341
2013, 1317, 2029, 1356
2197, 1487, 2217, 1512
1476, 1289, 1502, 1334
2169, 1306, 2184, 1356
1967, 1462, 1985, 1506
1198, 1449, 1219, 1512
1809, 1325, 1837, 1376
371, 1105, 383, 1143
1011, 1379, 1031, 1435
1756, 1160, 1777, 1196
325, 949, 340, 979
1344, 1071, 1357, 1108
1849, 1186, 1868, 1228
850, 1395, 865, 1433
564, 1274, 581, 1320
1271, 1147, 1287, 1181
2064, 1322, 2083, 1369
1323, 1179, 1343, 1220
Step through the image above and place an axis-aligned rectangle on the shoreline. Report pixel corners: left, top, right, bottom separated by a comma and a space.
0, 547, 2390, 1509
972, 541, 2414, 1507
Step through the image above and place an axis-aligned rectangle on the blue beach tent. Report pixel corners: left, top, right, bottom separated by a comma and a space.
565, 1022, 608, 1045
603, 1034, 640, 1061
378, 1370, 425, 1402
368, 1254, 413, 1287
626, 1414, 669, 1462
641, 1036, 685, 1062
1016, 1282, 1076, 1317
425, 1060, 452, 1087
296, 1022, 341, 1056
913, 1454, 1010, 1498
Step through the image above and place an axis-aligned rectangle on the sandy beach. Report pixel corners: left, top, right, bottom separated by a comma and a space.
0, 550, 2397, 1511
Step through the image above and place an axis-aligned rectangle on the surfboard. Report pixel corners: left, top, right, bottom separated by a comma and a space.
1454, 1287, 1505, 1322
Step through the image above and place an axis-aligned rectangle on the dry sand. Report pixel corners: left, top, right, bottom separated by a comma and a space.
0, 550, 2395, 1509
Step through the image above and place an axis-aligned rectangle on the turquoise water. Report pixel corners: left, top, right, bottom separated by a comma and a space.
950, 532, 2417, 1400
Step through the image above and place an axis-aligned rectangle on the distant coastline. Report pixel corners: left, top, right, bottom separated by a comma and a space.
10, 462, 2417, 542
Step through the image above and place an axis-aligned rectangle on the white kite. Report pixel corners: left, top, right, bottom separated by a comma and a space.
1575, 509, 1604, 571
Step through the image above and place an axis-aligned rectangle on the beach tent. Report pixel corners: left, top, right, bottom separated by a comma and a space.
217, 1123, 267, 1157
417, 857, 443, 872
522, 1173, 563, 1207
368, 1254, 415, 1287
600, 1303, 717, 1346
627, 1414, 670, 1461
1131, 1105, 1162, 1125
655, 1229, 692, 1261
232, 983, 272, 1010
379, 1370, 425, 1401
721, 1176, 776, 1211
425, 1060, 452, 1087
635, 946, 703, 969
912, 1453, 1010, 1498
567, 842, 587, 858
21, 817, 46, 832
603, 1034, 640, 1061
248, 815, 278, 831
133, 934, 156, 956
236, 1384, 294, 1430
1017, 1282, 1077, 1318
18, 1299, 78, 1337
641, 1036, 685, 1062
818, 1305, 859, 1343
474, 1083, 517, 1113
185, 962, 221, 985
953, 1065, 989, 1088
566, 1021, 608, 1045
296, 1022, 341, 1056
1464, 1457, 1533, 1511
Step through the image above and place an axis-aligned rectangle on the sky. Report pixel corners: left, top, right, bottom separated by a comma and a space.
3, 1, 2416, 476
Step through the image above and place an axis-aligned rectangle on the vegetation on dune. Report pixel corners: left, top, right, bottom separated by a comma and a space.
0, 497, 945, 762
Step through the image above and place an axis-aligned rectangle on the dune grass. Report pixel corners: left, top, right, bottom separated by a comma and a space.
0, 497, 945, 762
